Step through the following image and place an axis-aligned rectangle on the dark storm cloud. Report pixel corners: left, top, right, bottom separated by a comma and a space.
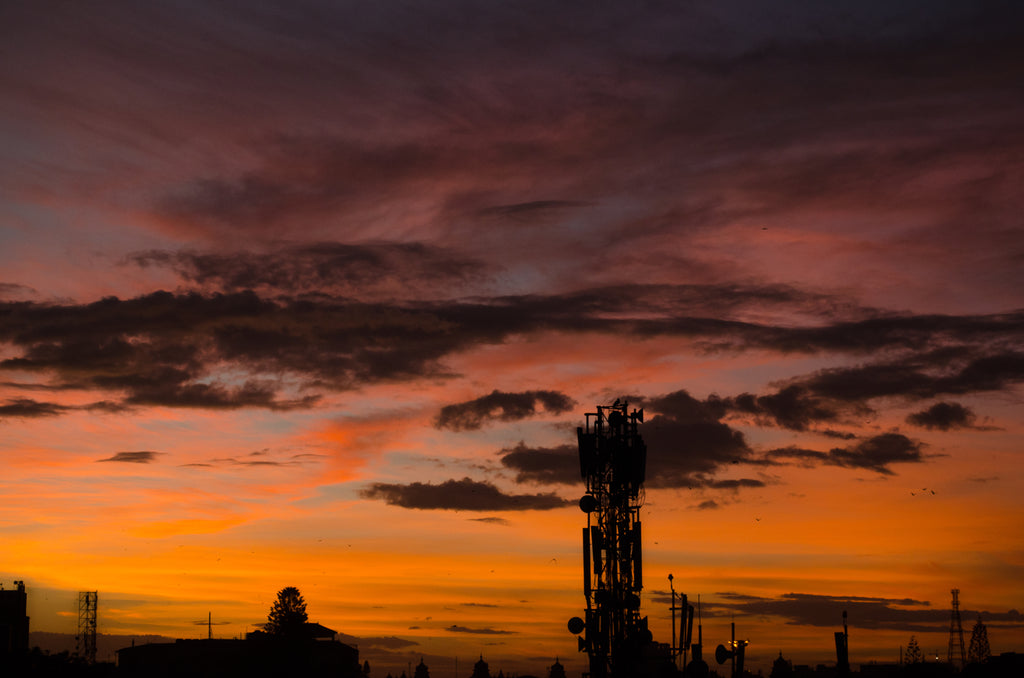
712, 592, 1024, 632
97, 451, 161, 464
767, 433, 924, 475
128, 242, 486, 297
499, 443, 580, 485
444, 625, 514, 635
0, 398, 69, 418
906, 402, 978, 430
436, 390, 576, 431
359, 477, 570, 511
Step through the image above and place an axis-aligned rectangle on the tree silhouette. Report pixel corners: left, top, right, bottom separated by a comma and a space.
968, 616, 991, 664
906, 635, 923, 664
266, 586, 309, 638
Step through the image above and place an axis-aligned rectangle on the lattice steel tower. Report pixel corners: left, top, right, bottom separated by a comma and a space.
568, 402, 649, 678
77, 591, 97, 664
948, 588, 965, 668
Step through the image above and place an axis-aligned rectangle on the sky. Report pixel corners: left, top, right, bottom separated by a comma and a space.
1, 0, 1023, 674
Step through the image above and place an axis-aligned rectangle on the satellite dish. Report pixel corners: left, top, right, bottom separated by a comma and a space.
567, 616, 586, 635
715, 644, 733, 665
579, 494, 598, 513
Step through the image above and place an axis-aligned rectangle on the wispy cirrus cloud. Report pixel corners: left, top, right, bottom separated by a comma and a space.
0, 398, 69, 418
707, 592, 1024, 632
765, 434, 925, 475
96, 451, 162, 464
127, 242, 487, 299
445, 625, 515, 635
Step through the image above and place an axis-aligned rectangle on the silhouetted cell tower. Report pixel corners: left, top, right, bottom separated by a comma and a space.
77, 591, 97, 664
568, 401, 650, 678
948, 588, 965, 668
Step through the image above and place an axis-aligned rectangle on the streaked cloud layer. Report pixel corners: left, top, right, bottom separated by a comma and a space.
1, 1, 1022, 674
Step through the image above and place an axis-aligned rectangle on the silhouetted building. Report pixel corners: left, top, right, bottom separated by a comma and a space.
471, 654, 491, 678
771, 652, 793, 678
963, 652, 1024, 678
117, 631, 360, 678
0, 581, 29, 659
306, 621, 339, 641
549, 657, 566, 678
414, 657, 430, 678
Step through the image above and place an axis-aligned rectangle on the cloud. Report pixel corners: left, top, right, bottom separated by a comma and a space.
710, 592, 1024, 632
127, 242, 487, 299
782, 348, 1024, 403
767, 433, 925, 475
905, 401, 978, 430
0, 398, 69, 418
1, 289, 1021, 425
499, 443, 580, 485
359, 477, 570, 511
96, 451, 162, 464
477, 200, 591, 219
638, 390, 753, 488
469, 517, 510, 525
0, 283, 36, 300
187, 449, 322, 469
723, 386, 846, 431
436, 390, 576, 431
444, 625, 515, 635
493, 390, 766, 491
123, 381, 321, 411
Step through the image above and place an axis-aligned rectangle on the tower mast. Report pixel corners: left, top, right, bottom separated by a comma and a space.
948, 588, 966, 668
569, 401, 648, 678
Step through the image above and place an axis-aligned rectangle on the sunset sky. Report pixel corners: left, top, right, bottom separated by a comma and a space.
2, 1, 1023, 675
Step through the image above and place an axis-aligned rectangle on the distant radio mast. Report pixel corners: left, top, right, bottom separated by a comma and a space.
77, 591, 98, 664
948, 588, 966, 668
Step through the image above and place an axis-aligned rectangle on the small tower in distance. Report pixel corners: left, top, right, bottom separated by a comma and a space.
77, 591, 98, 664
948, 588, 966, 669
